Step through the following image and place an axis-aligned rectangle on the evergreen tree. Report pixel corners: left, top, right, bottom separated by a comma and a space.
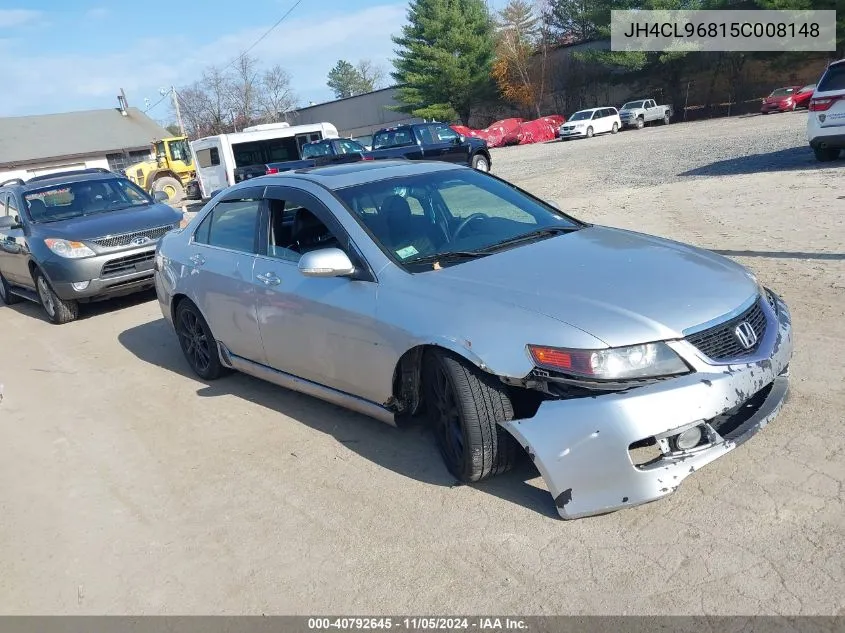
391, 0, 496, 124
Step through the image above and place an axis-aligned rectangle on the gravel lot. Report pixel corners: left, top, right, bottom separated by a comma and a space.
1, 111, 843, 615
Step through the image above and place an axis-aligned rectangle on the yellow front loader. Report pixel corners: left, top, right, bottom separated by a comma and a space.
124, 136, 195, 203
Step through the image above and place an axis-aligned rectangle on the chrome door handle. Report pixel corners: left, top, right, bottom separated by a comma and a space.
189, 253, 205, 266
256, 272, 281, 286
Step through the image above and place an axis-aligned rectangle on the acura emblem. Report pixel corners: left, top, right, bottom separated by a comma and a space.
734, 321, 758, 349
819, 114, 826, 122
130, 236, 151, 246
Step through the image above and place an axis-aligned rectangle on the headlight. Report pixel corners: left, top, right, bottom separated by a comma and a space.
44, 238, 95, 258
527, 342, 689, 381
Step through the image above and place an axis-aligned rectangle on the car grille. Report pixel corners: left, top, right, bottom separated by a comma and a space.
92, 225, 175, 249
101, 251, 155, 277
685, 298, 768, 361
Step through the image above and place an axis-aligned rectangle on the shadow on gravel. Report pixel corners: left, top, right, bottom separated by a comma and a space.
714, 250, 845, 261
679, 145, 845, 177
118, 317, 557, 519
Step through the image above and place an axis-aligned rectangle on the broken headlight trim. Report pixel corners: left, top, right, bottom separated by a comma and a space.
527, 342, 690, 381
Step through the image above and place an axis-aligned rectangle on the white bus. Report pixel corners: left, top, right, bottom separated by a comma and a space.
189, 122, 339, 198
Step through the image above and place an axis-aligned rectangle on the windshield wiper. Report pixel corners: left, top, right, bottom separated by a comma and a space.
479, 225, 579, 253
405, 250, 491, 267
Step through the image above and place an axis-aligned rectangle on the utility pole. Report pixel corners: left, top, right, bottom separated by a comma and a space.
171, 86, 185, 137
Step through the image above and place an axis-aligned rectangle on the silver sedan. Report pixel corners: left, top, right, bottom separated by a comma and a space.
153, 160, 793, 519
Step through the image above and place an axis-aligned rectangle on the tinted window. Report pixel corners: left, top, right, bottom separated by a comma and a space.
338, 140, 365, 154
569, 111, 592, 121
195, 199, 261, 253
264, 197, 341, 262
196, 148, 220, 168
430, 124, 459, 142
0, 193, 7, 216
7, 193, 18, 216
372, 129, 414, 149
818, 64, 845, 92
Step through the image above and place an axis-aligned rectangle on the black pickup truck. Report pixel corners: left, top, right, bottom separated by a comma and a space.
368, 122, 492, 172
234, 138, 370, 183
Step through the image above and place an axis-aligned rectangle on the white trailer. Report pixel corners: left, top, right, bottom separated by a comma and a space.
189, 122, 339, 198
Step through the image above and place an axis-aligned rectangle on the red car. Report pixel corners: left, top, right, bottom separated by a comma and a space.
792, 83, 817, 109
761, 86, 802, 114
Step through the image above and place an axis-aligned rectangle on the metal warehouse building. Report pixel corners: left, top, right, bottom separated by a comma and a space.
0, 106, 171, 182
287, 87, 424, 138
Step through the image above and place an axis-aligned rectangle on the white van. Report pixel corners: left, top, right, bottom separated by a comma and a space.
190, 122, 339, 198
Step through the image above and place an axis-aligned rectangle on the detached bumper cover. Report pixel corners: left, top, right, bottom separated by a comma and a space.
502, 293, 793, 520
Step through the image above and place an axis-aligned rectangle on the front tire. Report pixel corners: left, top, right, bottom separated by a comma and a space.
585, 126, 594, 138
813, 146, 841, 162
0, 271, 21, 305
152, 176, 185, 204
471, 154, 490, 172
422, 348, 519, 483
35, 271, 78, 324
635, 117, 644, 129
175, 300, 227, 380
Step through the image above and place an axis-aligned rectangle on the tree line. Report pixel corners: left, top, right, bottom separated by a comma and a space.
171, 0, 844, 136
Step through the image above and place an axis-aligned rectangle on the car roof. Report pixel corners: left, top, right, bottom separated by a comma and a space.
232, 159, 464, 190
1, 170, 122, 194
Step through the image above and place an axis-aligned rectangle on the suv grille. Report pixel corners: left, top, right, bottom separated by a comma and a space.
92, 225, 175, 249
685, 298, 768, 361
101, 251, 155, 277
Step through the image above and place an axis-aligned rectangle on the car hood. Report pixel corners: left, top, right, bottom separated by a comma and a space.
424, 226, 758, 348
31, 203, 182, 241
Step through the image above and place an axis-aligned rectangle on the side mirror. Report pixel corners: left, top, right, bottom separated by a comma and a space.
209, 189, 224, 199
153, 191, 169, 203
298, 247, 356, 278
0, 215, 21, 230
456, 134, 466, 144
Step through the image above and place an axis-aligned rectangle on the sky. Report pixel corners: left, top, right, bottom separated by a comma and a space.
0, 0, 505, 123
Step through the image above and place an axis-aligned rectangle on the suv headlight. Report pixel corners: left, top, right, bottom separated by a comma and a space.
44, 238, 95, 258
527, 342, 689, 381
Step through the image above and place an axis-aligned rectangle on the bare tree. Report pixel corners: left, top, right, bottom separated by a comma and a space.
173, 58, 298, 138
227, 54, 261, 128
260, 64, 298, 121
356, 59, 386, 91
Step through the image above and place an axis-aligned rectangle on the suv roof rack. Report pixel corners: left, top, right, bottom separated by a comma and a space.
0, 178, 26, 188
27, 167, 113, 183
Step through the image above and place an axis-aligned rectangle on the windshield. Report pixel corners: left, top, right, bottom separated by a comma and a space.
770, 88, 795, 97
622, 101, 644, 109
335, 169, 583, 270
569, 111, 593, 121
24, 178, 153, 223
372, 129, 415, 149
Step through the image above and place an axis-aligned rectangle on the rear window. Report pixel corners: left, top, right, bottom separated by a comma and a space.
372, 129, 415, 149
818, 63, 845, 93
302, 142, 332, 158
770, 88, 795, 97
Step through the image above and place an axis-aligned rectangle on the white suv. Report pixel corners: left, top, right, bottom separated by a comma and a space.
807, 58, 845, 162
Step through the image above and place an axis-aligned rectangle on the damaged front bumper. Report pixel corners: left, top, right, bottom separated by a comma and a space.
502, 292, 793, 520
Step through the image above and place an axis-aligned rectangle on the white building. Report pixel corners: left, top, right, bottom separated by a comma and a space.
0, 106, 172, 182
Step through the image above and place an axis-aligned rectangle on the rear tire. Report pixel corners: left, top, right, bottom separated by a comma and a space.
35, 271, 78, 324
813, 146, 841, 162
422, 348, 519, 483
175, 299, 227, 380
663, 113, 671, 125
0, 272, 21, 305
611, 122, 619, 134
471, 154, 490, 172
152, 176, 185, 204
586, 126, 594, 138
